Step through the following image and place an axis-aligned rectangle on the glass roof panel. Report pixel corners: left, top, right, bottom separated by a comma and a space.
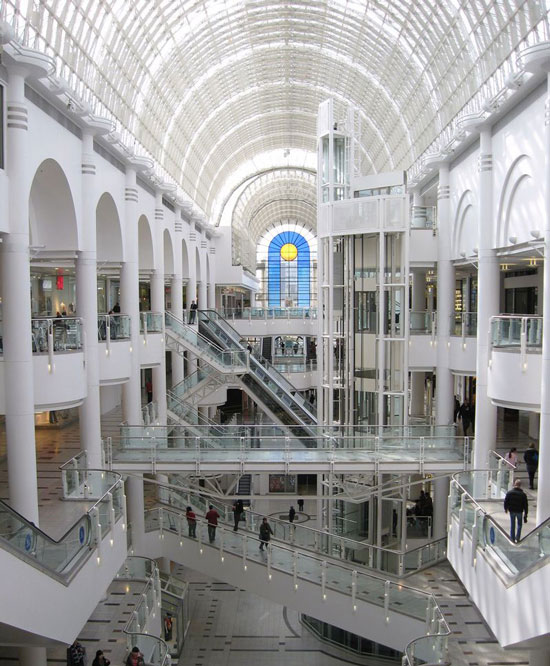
3, 0, 548, 222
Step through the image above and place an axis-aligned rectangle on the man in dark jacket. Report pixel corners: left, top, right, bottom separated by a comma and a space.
504, 479, 528, 542
259, 517, 273, 550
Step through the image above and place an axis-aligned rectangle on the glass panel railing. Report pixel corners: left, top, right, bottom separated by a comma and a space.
171, 368, 212, 400
165, 312, 248, 369
221, 307, 317, 321
0, 470, 123, 579
450, 465, 550, 579
140, 311, 164, 333
490, 315, 542, 349
451, 311, 477, 336
98, 313, 131, 341
117, 557, 169, 666
409, 311, 436, 335
145, 507, 443, 634
410, 205, 437, 230
30, 317, 83, 352
153, 479, 446, 577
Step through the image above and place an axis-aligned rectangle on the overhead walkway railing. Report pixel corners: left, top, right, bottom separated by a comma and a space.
490, 315, 542, 351
116, 556, 170, 666
98, 313, 131, 342
143, 506, 450, 665
451, 312, 477, 337
155, 481, 447, 578
103, 426, 469, 474
221, 307, 317, 321
450, 460, 550, 577
169, 366, 222, 408
164, 312, 249, 374
0, 469, 125, 582
198, 310, 317, 428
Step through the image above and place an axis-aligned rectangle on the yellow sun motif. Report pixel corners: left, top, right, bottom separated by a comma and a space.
280, 243, 298, 261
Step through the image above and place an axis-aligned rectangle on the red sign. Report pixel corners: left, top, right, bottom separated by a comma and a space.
56, 275, 64, 290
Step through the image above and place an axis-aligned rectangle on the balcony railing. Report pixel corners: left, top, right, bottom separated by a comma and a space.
221, 307, 317, 321
409, 311, 436, 336
451, 311, 477, 337
490, 315, 542, 350
140, 311, 164, 334
98, 313, 131, 341
31, 316, 83, 353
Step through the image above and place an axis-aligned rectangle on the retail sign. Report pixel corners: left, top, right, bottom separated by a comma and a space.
56, 275, 64, 290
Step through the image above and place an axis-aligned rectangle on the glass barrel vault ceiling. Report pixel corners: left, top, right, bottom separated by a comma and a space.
3, 1, 549, 227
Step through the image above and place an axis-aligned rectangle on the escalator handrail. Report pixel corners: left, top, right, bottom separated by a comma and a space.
198, 309, 316, 422
0, 469, 123, 582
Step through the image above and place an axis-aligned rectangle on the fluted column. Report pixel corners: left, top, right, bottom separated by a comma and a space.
150, 190, 167, 424
473, 129, 499, 468
121, 167, 142, 424
538, 71, 550, 523
411, 269, 427, 416
77, 130, 102, 467
435, 165, 455, 425
2, 67, 39, 524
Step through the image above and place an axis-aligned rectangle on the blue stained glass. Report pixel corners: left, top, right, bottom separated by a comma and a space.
268, 232, 310, 307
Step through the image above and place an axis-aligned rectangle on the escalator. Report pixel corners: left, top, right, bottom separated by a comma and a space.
198, 310, 317, 431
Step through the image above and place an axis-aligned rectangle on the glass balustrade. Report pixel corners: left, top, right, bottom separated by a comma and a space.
490, 315, 542, 349
450, 467, 550, 578
145, 507, 443, 632
29, 317, 83, 353
222, 307, 317, 320
140, 311, 164, 333
107, 426, 467, 469
98, 314, 131, 341
117, 557, 169, 666
0, 471, 123, 578
451, 312, 477, 336
165, 312, 247, 369
409, 311, 436, 335
153, 481, 447, 577
410, 205, 437, 230
171, 368, 212, 399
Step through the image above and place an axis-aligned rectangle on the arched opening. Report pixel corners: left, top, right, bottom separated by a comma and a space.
96, 193, 123, 313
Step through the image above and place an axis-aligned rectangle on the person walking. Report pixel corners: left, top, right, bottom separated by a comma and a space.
504, 479, 528, 542
259, 517, 273, 550
186, 506, 197, 538
205, 505, 220, 543
458, 400, 472, 436
505, 447, 518, 467
297, 498, 304, 512
189, 300, 198, 324
92, 650, 110, 666
524, 443, 539, 490
67, 640, 86, 666
233, 499, 244, 531
289, 506, 296, 523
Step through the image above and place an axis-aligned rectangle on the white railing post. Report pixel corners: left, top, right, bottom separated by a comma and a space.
384, 580, 390, 622
520, 316, 527, 371
321, 560, 327, 600
292, 550, 298, 591
351, 570, 357, 611
47, 319, 54, 368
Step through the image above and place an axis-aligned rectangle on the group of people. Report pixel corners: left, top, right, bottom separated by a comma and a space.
505, 442, 539, 489
68, 638, 145, 665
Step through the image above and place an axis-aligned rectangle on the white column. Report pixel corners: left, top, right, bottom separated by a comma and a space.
121, 168, 142, 424
411, 270, 427, 416
2, 69, 39, 523
171, 271, 184, 386
187, 252, 197, 323
435, 165, 454, 425
151, 269, 167, 424
432, 476, 449, 539
473, 129, 499, 468
127, 474, 146, 554
77, 130, 102, 467
198, 250, 207, 312
19, 647, 47, 666
151, 190, 167, 424
207, 255, 216, 309
538, 71, 550, 523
